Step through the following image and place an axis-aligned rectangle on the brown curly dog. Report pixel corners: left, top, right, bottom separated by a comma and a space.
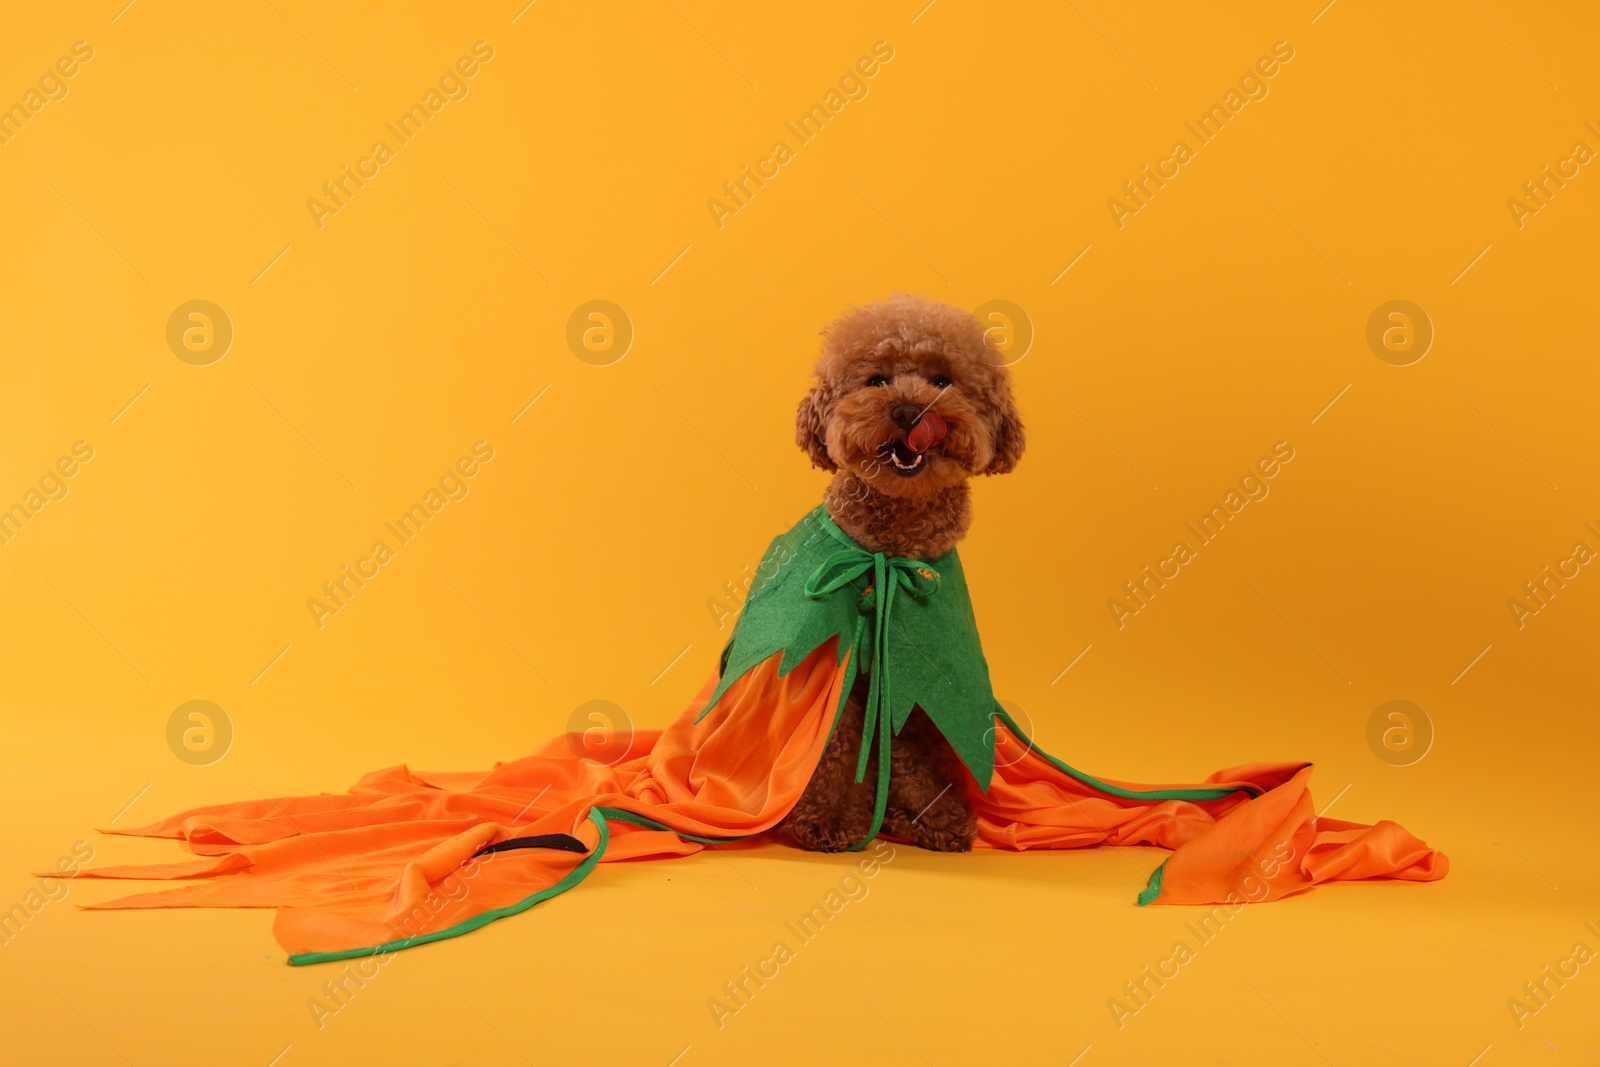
785, 294, 1025, 853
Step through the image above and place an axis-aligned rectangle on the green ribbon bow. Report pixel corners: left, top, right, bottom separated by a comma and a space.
802, 524, 942, 850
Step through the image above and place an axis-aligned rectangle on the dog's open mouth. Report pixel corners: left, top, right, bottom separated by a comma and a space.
878, 438, 926, 476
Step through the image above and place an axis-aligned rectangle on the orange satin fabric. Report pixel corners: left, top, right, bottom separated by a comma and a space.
66, 643, 1445, 959
973, 727, 1445, 903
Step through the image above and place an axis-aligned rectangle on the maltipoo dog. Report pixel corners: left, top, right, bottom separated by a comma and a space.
786, 294, 1025, 852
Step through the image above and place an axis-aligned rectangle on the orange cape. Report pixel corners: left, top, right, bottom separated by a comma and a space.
63, 645, 1446, 965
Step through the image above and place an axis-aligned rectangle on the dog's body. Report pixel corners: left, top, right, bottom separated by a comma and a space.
784, 295, 1024, 852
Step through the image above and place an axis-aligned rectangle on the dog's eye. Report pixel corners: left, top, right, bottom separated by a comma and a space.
866, 375, 890, 387
928, 375, 953, 388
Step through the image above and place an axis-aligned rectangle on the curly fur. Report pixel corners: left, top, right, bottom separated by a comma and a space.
785, 294, 1024, 852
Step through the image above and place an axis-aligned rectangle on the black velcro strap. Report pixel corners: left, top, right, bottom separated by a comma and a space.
472, 833, 589, 858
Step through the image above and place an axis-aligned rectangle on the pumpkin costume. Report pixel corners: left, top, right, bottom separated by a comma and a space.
64, 506, 1446, 965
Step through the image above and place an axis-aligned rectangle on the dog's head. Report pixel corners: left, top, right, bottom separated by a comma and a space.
796, 294, 1024, 497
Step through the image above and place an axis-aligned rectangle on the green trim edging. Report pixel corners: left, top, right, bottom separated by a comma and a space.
286, 809, 611, 967
993, 707, 1262, 802
286, 804, 766, 965
1136, 859, 1166, 906
591, 806, 752, 845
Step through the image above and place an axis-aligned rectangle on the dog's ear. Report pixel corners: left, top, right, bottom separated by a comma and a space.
795, 380, 838, 472
984, 377, 1025, 476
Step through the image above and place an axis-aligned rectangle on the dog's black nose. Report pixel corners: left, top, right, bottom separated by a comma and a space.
891, 404, 922, 431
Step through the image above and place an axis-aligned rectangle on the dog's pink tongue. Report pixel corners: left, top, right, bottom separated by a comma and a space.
906, 411, 947, 453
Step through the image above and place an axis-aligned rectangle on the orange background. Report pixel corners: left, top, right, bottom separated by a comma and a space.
1, 1, 1596, 1064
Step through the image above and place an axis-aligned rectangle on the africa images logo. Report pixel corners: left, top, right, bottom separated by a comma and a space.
1105, 40, 1295, 229
305, 442, 495, 628
306, 42, 496, 230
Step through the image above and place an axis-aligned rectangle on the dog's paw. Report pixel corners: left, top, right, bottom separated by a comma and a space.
913, 822, 976, 852
906, 799, 978, 853
788, 814, 868, 853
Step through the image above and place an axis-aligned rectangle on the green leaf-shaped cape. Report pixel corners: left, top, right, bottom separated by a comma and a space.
702, 505, 1000, 793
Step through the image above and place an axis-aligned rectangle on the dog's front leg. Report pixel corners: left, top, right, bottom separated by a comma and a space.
883, 708, 978, 852
785, 680, 877, 852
